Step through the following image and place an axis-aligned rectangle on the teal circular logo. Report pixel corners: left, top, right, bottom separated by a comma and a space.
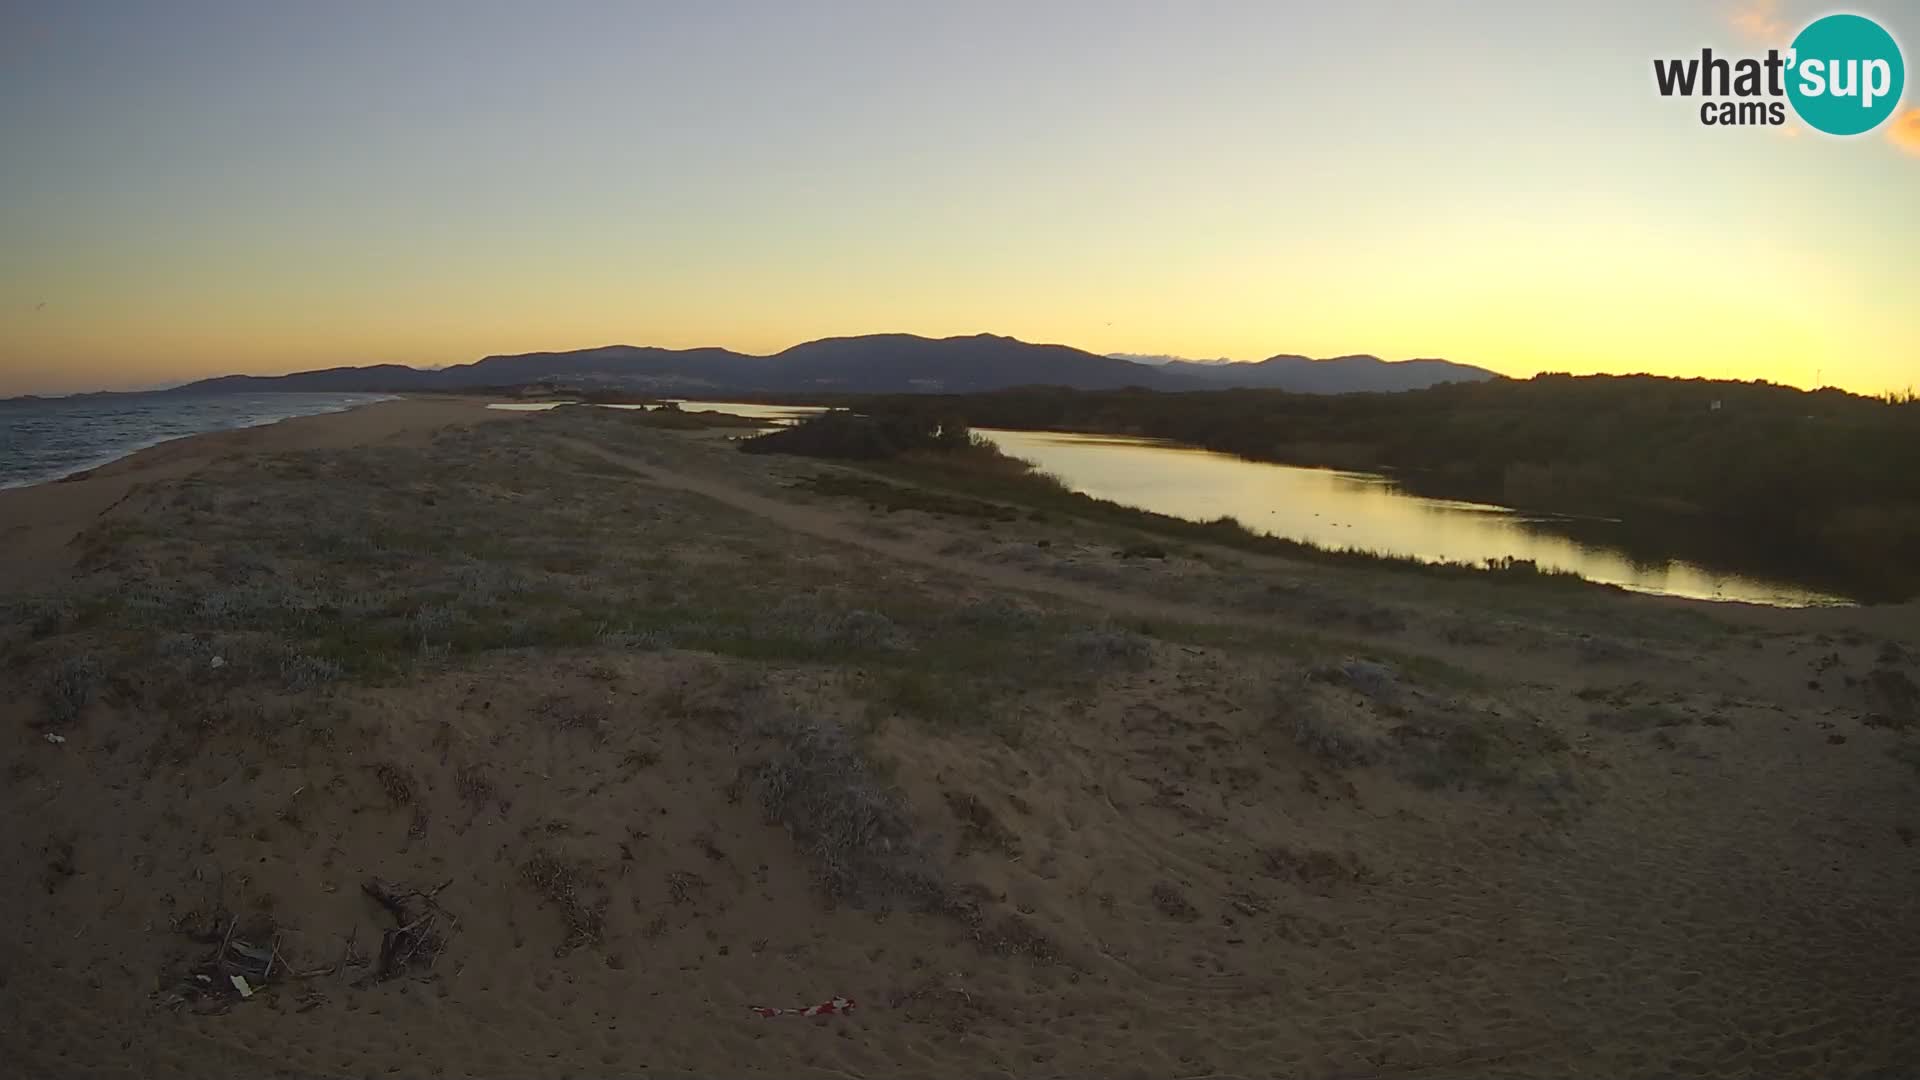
1787, 14, 1905, 135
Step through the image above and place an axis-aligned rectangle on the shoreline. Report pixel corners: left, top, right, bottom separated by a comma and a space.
0, 396, 515, 592
0, 392, 411, 493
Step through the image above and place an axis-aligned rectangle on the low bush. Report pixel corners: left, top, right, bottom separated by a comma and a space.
745, 708, 944, 909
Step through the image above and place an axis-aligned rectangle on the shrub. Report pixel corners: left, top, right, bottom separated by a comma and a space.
944, 790, 1020, 857
41, 655, 101, 728
1261, 845, 1370, 886
1869, 668, 1919, 718
756, 597, 908, 653
1309, 659, 1404, 706
745, 708, 943, 909
1394, 708, 1570, 791
1150, 882, 1198, 921
1060, 625, 1152, 670
947, 596, 1043, 631
1288, 702, 1384, 768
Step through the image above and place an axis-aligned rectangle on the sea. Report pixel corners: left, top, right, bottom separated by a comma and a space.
0, 392, 396, 490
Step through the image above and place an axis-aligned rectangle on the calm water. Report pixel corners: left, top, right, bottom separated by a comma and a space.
666, 400, 825, 424
978, 429, 1850, 607
0, 391, 396, 489
505, 400, 1846, 607
484, 400, 822, 423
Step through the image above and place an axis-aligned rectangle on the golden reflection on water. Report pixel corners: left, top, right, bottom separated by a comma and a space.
519, 403, 1846, 607
978, 429, 1849, 608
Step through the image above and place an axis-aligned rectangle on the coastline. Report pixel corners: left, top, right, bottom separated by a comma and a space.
0, 392, 413, 492
0, 396, 514, 592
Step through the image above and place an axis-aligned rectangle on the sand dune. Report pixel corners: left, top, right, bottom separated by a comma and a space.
2, 402, 1916, 1077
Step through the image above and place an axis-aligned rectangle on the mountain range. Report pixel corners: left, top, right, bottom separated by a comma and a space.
128, 334, 1499, 398
1153, 353, 1501, 393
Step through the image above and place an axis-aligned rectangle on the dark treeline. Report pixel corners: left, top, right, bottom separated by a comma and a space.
809, 375, 1920, 601
739, 409, 976, 460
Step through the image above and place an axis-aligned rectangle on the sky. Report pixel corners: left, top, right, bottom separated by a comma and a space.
1, 0, 1916, 397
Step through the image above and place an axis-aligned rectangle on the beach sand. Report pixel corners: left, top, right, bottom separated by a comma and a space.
1, 401, 1915, 1078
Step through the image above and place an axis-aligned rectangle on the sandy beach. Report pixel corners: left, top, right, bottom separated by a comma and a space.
2, 399, 1916, 1078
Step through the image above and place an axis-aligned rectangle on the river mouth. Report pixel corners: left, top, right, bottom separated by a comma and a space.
527, 401, 1853, 608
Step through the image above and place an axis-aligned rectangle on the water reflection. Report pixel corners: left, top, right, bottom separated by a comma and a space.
663, 400, 825, 424
485, 400, 824, 425
977, 429, 1850, 608
483, 400, 579, 411
500, 400, 1845, 607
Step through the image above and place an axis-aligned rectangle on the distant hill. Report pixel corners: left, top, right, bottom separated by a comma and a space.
161, 335, 1196, 396
1106, 352, 1238, 367
142, 334, 1497, 398
1156, 353, 1497, 393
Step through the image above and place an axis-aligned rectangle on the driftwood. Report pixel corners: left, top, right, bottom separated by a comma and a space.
360, 877, 456, 981
162, 877, 456, 1013
164, 913, 288, 1013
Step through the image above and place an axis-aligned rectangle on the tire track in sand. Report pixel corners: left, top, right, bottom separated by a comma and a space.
552, 436, 1269, 633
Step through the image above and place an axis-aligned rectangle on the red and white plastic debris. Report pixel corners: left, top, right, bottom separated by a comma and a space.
749, 996, 855, 1019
